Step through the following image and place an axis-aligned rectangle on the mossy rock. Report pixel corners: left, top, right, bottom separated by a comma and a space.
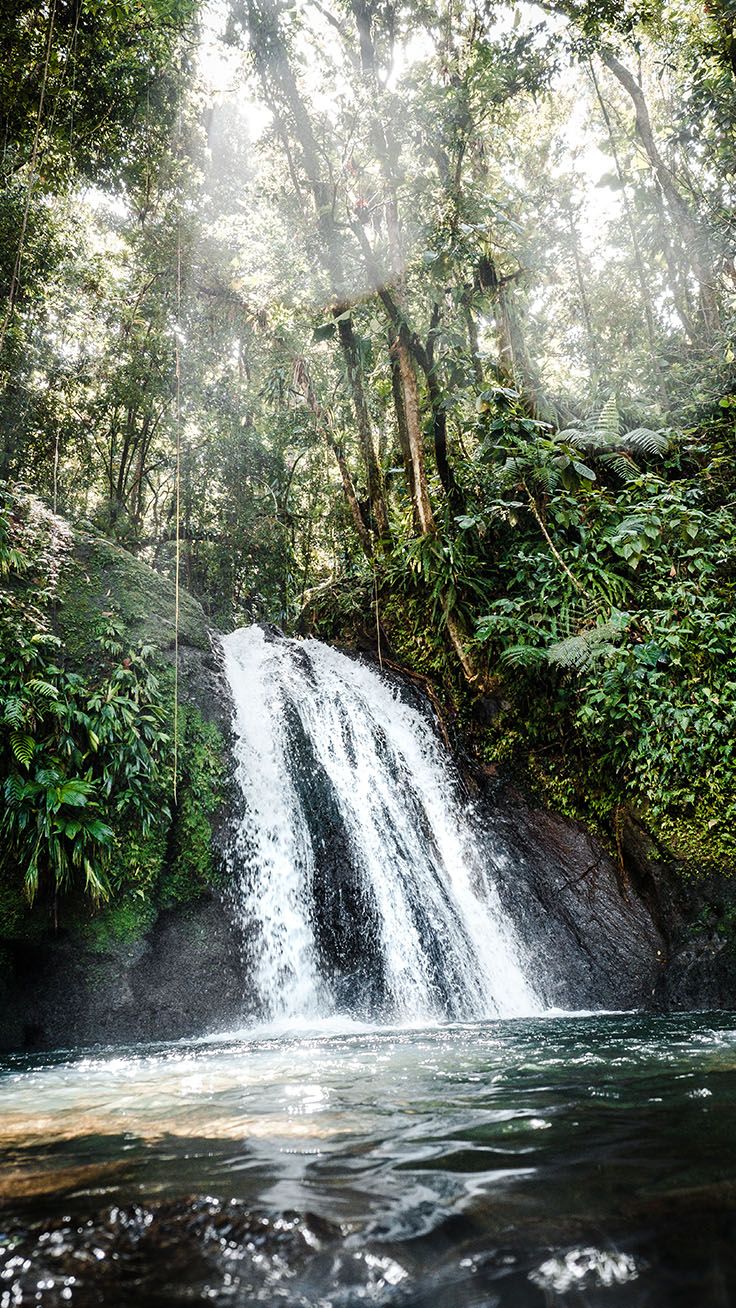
0, 493, 235, 986
55, 530, 209, 665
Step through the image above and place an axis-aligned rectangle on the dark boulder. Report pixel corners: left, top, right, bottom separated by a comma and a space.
0, 897, 247, 1052
480, 783, 666, 1010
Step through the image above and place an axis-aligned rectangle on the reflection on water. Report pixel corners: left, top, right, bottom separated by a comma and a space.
2, 1012, 736, 1305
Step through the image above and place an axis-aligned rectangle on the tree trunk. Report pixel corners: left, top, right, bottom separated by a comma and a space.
601, 50, 722, 341
393, 330, 435, 534
244, 0, 390, 545
292, 355, 374, 560
389, 338, 420, 527
335, 314, 390, 540
464, 302, 485, 388
565, 206, 603, 384
326, 432, 375, 559
589, 61, 670, 410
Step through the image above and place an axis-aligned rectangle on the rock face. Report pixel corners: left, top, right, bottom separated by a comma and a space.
621, 814, 736, 1010
471, 776, 736, 1015
0, 898, 247, 1052
0, 523, 245, 1054
56, 528, 234, 735
481, 784, 666, 1010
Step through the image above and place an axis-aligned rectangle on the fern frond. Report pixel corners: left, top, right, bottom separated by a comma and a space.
27, 678, 60, 700
556, 401, 667, 465
547, 618, 626, 671
569, 431, 601, 452
595, 396, 621, 443
599, 451, 638, 481
499, 644, 548, 668
620, 427, 670, 456
2, 695, 25, 727
4, 773, 26, 804
604, 513, 651, 541
529, 464, 558, 493
547, 635, 592, 669
10, 732, 35, 766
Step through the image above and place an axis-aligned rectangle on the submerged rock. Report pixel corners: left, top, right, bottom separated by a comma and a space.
0, 1198, 344, 1306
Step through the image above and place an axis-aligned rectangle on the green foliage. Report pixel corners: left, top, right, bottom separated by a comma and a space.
0, 0, 196, 194
380, 588, 462, 694
383, 520, 494, 630
463, 386, 736, 871
77, 707, 227, 952
301, 571, 374, 645
0, 486, 231, 969
0, 487, 172, 902
556, 398, 671, 481
160, 708, 227, 907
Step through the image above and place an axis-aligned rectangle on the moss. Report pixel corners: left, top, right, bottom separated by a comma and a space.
158, 707, 228, 908
81, 895, 158, 953
715, 907, 736, 941
109, 825, 170, 899
318, 568, 736, 895
54, 531, 209, 665
469, 688, 736, 884
382, 595, 442, 673
1, 495, 228, 977
469, 703, 619, 847
652, 803, 736, 880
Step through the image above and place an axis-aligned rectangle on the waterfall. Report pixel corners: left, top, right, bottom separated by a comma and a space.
222, 625, 540, 1023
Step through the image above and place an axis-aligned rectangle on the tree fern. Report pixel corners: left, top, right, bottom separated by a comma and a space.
597, 396, 621, 443
556, 399, 669, 469
599, 452, 638, 483
546, 634, 594, 669
547, 618, 627, 672
622, 427, 670, 456
500, 644, 548, 669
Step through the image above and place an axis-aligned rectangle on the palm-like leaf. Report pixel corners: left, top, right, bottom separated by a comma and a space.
547, 619, 626, 672
621, 427, 670, 456
556, 400, 668, 465
500, 644, 548, 668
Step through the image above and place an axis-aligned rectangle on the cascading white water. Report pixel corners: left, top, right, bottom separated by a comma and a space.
222, 625, 540, 1023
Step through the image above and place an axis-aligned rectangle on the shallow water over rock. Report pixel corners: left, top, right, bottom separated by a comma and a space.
2, 1012, 736, 1306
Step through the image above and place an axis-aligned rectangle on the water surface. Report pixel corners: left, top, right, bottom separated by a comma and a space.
2, 1012, 736, 1306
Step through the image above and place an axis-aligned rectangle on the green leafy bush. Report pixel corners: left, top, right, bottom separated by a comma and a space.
466, 390, 736, 868
0, 486, 171, 902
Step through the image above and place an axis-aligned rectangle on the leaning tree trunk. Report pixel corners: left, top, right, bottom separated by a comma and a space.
345, 0, 492, 689
600, 50, 722, 343
243, 0, 390, 551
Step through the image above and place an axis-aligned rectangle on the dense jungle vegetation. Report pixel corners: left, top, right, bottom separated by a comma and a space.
1, 0, 735, 934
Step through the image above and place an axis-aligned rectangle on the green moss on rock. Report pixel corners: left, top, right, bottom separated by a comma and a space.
652, 804, 736, 880
81, 896, 159, 953
0, 490, 231, 968
55, 532, 209, 664
159, 708, 228, 908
